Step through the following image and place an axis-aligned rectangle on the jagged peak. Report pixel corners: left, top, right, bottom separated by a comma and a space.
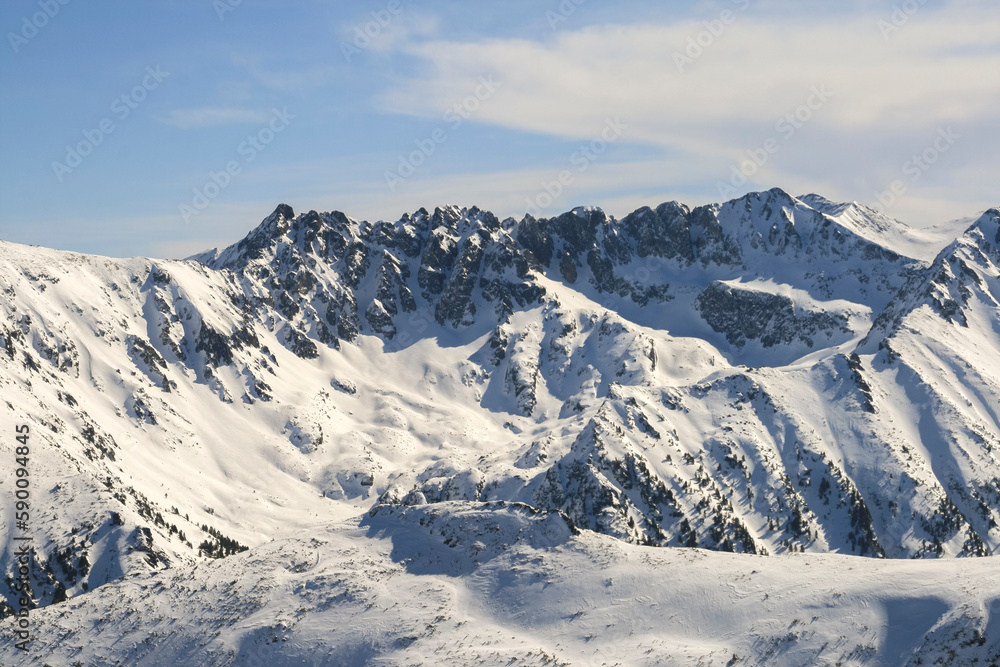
799, 192, 885, 219
570, 205, 604, 217
199, 187, 935, 277
257, 203, 295, 237
207, 204, 296, 268
858, 207, 1000, 351
272, 202, 295, 222
430, 205, 464, 229
764, 186, 795, 202
964, 207, 1000, 244
530, 205, 610, 226
409, 204, 501, 237
723, 187, 797, 209
931, 207, 1000, 264
799, 194, 904, 231
797, 192, 853, 215
250, 203, 297, 240
207, 205, 370, 270
404, 206, 430, 224
654, 200, 689, 217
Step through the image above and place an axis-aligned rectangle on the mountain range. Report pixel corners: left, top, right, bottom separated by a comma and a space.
1, 188, 999, 665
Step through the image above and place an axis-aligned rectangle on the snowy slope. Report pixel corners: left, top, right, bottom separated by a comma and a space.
0, 190, 998, 664
797, 193, 971, 263
2, 503, 999, 666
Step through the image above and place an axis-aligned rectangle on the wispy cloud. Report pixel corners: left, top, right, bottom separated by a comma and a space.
381, 15, 1000, 141
158, 107, 272, 129
372, 6, 1000, 226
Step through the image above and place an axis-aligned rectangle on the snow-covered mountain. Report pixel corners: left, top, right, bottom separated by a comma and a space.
2, 188, 999, 664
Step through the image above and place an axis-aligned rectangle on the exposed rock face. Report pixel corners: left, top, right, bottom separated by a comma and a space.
695, 282, 851, 349
619, 202, 695, 262
194, 190, 920, 360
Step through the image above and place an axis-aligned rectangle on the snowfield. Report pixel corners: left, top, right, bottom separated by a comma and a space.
8, 502, 1000, 666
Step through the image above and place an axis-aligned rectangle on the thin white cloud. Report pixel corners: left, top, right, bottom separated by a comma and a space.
382, 16, 1000, 139
339, 11, 440, 55
370, 6, 999, 226
159, 107, 273, 129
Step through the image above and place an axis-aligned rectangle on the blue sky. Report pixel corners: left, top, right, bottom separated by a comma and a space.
1, 0, 997, 258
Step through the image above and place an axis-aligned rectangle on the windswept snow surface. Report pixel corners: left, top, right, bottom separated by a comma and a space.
0, 190, 998, 665
5, 503, 1000, 666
